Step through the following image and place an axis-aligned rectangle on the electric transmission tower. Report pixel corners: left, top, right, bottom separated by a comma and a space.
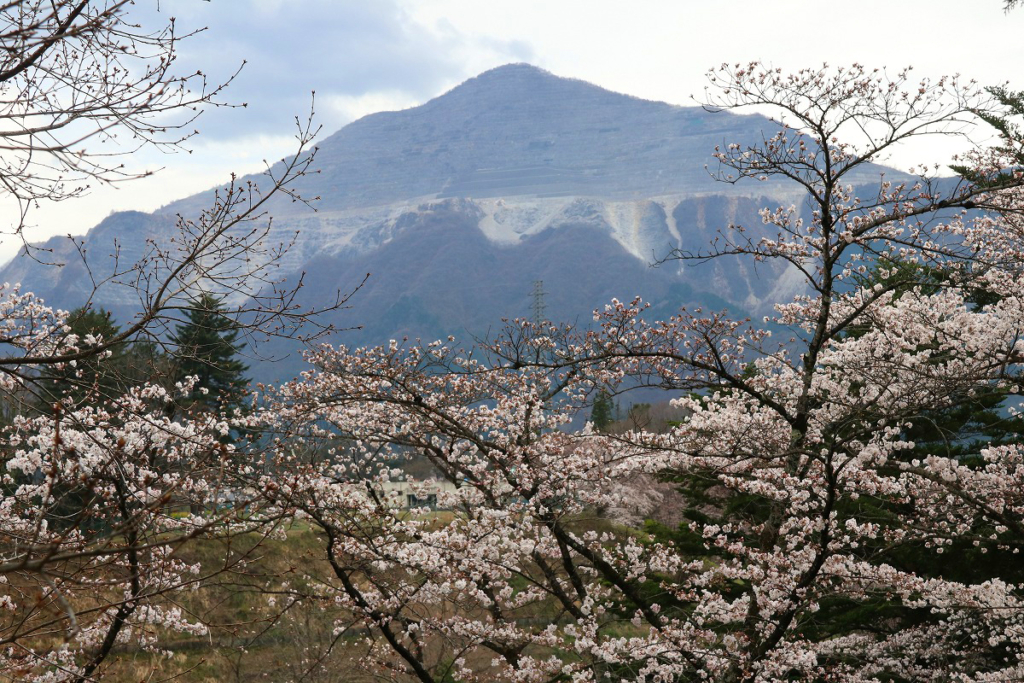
531, 280, 547, 325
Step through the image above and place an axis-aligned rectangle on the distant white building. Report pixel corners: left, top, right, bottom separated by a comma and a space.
377, 479, 460, 510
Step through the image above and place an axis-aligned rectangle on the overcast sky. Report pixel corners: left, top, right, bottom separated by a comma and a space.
4, 0, 1021, 259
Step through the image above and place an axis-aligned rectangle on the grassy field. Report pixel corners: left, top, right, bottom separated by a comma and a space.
78, 508, 662, 683
91, 523, 372, 682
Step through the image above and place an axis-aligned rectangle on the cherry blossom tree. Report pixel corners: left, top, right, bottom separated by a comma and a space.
0, 108, 371, 675
252, 63, 1024, 682
0, 3, 361, 673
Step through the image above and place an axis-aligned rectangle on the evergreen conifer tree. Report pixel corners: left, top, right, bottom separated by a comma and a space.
37, 307, 165, 407
170, 293, 249, 414
39, 307, 122, 406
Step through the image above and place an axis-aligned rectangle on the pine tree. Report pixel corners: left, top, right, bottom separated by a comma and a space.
170, 293, 249, 414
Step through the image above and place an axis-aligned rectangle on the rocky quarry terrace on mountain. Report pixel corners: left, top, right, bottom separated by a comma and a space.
2, 64, 897, 376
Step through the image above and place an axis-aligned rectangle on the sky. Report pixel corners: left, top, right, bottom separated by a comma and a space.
3, 0, 1022, 260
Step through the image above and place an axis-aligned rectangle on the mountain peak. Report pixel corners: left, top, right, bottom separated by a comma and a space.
452, 63, 567, 89
0, 63, 843, 378
474, 62, 554, 79
428, 62, 639, 110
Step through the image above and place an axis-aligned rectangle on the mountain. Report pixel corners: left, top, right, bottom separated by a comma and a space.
0, 64, 885, 379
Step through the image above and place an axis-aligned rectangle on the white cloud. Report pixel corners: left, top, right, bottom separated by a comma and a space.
0, 133, 299, 263
321, 91, 423, 126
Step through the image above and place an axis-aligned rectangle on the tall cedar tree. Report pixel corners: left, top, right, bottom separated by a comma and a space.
170, 293, 249, 414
